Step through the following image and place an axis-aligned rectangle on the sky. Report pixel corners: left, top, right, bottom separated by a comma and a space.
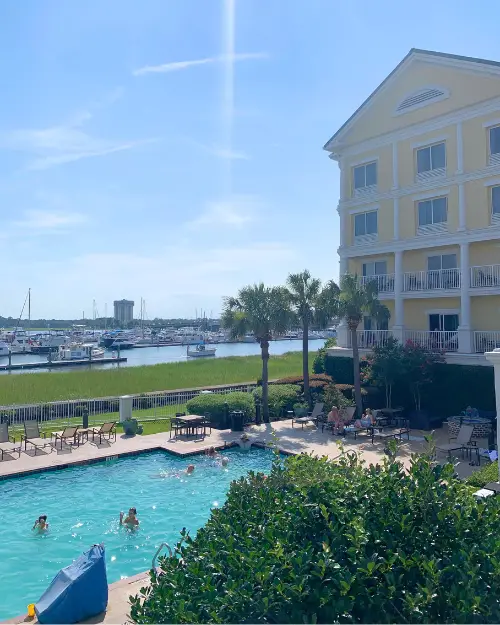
1, 0, 499, 320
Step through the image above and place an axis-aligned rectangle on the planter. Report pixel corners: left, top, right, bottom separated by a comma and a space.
447, 416, 493, 440
238, 440, 252, 451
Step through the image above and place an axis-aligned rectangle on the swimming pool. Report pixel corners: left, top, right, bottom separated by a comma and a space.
0, 447, 274, 620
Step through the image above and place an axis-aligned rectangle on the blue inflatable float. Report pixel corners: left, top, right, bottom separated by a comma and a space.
35, 544, 108, 624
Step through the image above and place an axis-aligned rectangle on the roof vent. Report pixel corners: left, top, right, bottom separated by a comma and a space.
396, 87, 448, 114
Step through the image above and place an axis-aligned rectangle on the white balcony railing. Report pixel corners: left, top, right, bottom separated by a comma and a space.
474, 331, 500, 353
403, 268, 460, 292
359, 274, 395, 293
348, 330, 391, 349
404, 330, 459, 352
470, 264, 500, 288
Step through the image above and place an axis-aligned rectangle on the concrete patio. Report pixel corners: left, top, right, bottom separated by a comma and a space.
1, 418, 492, 623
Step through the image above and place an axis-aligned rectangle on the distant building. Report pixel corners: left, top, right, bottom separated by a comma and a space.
114, 300, 134, 325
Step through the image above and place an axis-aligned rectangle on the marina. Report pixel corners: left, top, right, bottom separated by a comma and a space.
0, 356, 127, 371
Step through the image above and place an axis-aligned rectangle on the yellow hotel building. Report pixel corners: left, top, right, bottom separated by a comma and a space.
325, 48, 500, 366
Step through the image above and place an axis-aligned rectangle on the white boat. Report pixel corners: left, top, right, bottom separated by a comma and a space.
187, 343, 216, 358
54, 343, 105, 361
110, 337, 135, 350
31, 333, 69, 354
0, 341, 10, 357
2, 331, 32, 353
241, 334, 256, 343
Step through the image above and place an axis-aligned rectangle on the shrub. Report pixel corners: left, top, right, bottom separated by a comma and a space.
323, 355, 355, 384
274, 373, 333, 386
312, 337, 337, 374
466, 461, 499, 488
252, 384, 300, 419
131, 453, 500, 624
323, 384, 351, 411
185, 391, 255, 428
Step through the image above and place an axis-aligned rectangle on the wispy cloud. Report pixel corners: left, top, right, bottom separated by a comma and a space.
13, 210, 87, 230
187, 139, 249, 160
0, 91, 155, 170
133, 52, 267, 76
187, 195, 260, 230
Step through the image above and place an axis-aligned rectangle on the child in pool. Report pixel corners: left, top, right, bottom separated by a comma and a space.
120, 507, 139, 528
33, 515, 49, 531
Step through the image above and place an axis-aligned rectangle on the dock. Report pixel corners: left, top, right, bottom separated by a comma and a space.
0, 357, 127, 371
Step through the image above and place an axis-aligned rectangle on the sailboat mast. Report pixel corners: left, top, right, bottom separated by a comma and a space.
28, 288, 31, 334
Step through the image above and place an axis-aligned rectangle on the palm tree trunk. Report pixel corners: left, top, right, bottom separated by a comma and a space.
261, 339, 270, 423
302, 320, 310, 407
350, 327, 363, 418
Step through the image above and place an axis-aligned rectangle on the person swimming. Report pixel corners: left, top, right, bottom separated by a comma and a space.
186, 464, 195, 474
33, 515, 49, 531
120, 507, 139, 528
206, 447, 218, 458
221, 457, 229, 467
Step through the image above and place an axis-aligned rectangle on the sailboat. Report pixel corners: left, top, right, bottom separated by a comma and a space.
186, 342, 216, 358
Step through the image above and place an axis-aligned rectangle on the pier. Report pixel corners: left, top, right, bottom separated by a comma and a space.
0, 357, 127, 371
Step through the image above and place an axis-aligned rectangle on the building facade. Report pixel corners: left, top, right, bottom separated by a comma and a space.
324, 48, 500, 362
113, 300, 134, 325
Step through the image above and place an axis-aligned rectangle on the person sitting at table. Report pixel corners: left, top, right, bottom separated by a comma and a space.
354, 408, 375, 429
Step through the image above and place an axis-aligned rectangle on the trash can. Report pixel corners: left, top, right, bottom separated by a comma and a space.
230, 410, 245, 432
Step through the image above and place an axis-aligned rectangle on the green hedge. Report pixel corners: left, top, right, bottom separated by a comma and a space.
321, 356, 355, 384
185, 391, 255, 428
466, 461, 499, 488
252, 384, 301, 419
131, 453, 500, 624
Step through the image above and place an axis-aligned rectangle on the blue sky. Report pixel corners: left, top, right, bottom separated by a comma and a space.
1, 0, 499, 319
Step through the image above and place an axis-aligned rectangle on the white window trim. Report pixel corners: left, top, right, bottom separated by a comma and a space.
425, 309, 460, 316
426, 252, 458, 270
393, 86, 450, 117
362, 259, 389, 275
349, 155, 380, 168
483, 178, 500, 187
413, 189, 450, 202
483, 118, 500, 129
424, 248, 459, 260
349, 204, 379, 215
411, 135, 448, 150
352, 161, 377, 192
353, 210, 378, 236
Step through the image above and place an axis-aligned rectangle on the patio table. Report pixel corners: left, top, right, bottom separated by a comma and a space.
178, 415, 206, 437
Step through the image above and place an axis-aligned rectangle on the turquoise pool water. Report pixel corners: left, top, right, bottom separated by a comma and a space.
0, 448, 274, 620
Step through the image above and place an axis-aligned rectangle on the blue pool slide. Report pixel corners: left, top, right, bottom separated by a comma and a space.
35, 544, 108, 624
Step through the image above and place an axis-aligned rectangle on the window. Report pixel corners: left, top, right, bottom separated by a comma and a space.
418, 197, 447, 227
492, 186, 500, 217
416, 142, 446, 174
364, 316, 388, 332
354, 211, 377, 237
429, 313, 459, 332
353, 162, 377, 191
362, 261, 387, 276
490, 126, 500, 156
427, 254, 456, 271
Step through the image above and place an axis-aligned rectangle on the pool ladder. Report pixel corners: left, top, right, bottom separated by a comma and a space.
152, 543, 172, 569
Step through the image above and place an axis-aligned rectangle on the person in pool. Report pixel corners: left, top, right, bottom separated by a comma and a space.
120, 507, 139, 527
186, 464, 195, 474
205, 447, 218, 458
33, 515, 49, 531
221, 457, 229, 467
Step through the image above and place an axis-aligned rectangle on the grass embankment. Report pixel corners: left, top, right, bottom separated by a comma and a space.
0, 351, 310, 405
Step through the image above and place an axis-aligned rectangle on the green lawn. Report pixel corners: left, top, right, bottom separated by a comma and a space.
0, 351, 312, 405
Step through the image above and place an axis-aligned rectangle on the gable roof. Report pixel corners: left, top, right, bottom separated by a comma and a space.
323, 48, 500, 153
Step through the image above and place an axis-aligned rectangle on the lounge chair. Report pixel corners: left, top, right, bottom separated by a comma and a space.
436, 424, 475, 460
21, 421, 53, 455
292, 403, 324, 429
0, 422, 21, 460
52, 425, 80, 450
91, 422, 117, 444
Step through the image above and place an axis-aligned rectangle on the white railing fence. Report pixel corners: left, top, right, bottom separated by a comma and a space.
403, 330, 459, 352
359, 274, 395, 293
474, 331, 500, 354
403, 269, 460, 292
348, 330, 391, 349
470, 265, 500, 288
0, 384, 258, 429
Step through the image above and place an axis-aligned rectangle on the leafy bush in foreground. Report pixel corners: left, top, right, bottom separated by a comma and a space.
185, 391, 255, 427
466, 460, 499, 488
252, 384, 300, 419
131, 453, 500, 624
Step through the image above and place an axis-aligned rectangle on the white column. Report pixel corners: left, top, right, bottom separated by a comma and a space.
484, 348, 500, 482
456, 122, 464, 175
458, 241, 472, 353
393, 198, 399, 240
392, 250, 404, 343
392, 142, 398, 189
338, 203, 347, 247
339, 256, 348, 276
458, 183, 466, 231
338, 158, 346, 201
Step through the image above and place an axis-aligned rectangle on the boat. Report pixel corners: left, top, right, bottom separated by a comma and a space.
53, 343, 105, 361
187, 343, 216, 358
241, 333, 256, 343
30, 333, 70, 354
0, 341, 10, 357
2, 330, 33, 354
109, 337, 135, 350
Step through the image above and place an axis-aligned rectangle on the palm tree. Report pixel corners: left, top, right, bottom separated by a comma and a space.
221, 284, 292, 423
286, 270, 337, 405
334, 274, 390, 417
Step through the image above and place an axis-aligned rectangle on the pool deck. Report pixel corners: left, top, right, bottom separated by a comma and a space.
1, 420, 490, 623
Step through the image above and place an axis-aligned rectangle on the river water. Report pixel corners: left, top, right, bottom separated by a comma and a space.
2, 339, 325, 375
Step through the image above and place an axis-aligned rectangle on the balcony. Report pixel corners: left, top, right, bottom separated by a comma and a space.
348, 330, 391, 349
470, 264, 500, 288
403, 330, 459, 352
359, 274, 395, 293
403, 268, 460, 292
474, 331, 500, 353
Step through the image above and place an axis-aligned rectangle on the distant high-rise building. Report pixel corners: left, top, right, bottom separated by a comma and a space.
114, 300, 134, 325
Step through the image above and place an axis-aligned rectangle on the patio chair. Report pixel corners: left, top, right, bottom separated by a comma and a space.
308, 402, 324, 424
436, 424, 475, 460
90, 422, 117, 444
21, 421, 53, 455
52, 425, 80, 450
0, 422, 21, 460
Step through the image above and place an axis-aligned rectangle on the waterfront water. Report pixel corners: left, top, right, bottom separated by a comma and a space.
1, 339, 324, 375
